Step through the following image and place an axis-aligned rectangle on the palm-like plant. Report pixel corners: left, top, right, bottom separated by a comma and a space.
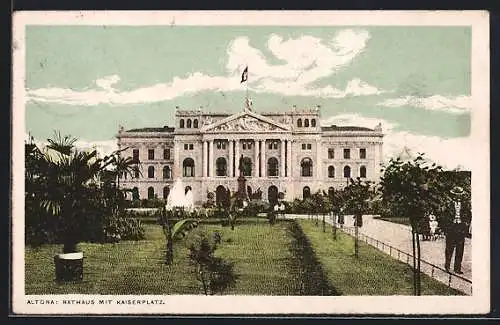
35, 133, 122, 253
112, 154, 137, 189
160, 207, 199, 265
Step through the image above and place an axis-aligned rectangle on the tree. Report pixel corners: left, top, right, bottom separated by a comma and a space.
378, 154, 444, 296
160, 207, 199, 265
188, 232, 238, 295
342, 178, 375, 258
112, 154, 137, 189
33, 132, 125, 253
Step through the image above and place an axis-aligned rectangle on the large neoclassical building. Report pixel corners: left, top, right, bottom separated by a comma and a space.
116, 104, 384, 205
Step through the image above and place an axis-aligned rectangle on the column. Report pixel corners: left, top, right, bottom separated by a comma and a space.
280, 140, 286, 177
234, 139, 240, 177
260, 140, 266, 178
286, 140, 292, 178
316, 139, 322, 179
173, 140, 180, 178
208, 140, 214, 178
228, 140, 234, 178
202, 141, 207, 178
254, 139, 259, 177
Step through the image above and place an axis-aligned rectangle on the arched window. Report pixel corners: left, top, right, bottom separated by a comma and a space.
311, 119, 316, 127
163, 166, 171, 179
297, 118, 302, 127
242, 157, 252, 177
328, 165, 335, 178
301, 158, 313, 177
303, 186, 311, 199
216, 157, 227, 176
304, 118, 310, 127
183, 158, 195, 177
343, 165, 351, 178
180, 119, 185, 128
187, 119, 192, 128
267, 157, 279, 177
163, 186, 170, 199
193, 119, 199, 128
360, 165, 367, 178
328, 187, 335, 199
148, 166, 155, 178
148, 186, 155, 200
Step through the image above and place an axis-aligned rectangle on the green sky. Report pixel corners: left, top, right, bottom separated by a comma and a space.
24, 25, 472, 168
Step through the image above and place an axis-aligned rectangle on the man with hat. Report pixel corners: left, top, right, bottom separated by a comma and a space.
439, 186, 471, 274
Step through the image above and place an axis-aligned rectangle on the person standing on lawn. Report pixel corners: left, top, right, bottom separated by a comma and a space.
439, 186, 471, 274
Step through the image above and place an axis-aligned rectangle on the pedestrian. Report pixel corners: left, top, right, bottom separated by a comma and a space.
429, 214, 438, 240
440, 186, 471, 274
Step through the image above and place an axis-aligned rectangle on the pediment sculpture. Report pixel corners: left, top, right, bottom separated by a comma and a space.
213, 116, 280, 132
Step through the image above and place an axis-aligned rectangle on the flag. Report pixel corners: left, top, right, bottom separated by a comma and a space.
240, 66, 248, 83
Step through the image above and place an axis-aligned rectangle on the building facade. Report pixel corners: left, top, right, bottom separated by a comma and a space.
116, 106, 384, 206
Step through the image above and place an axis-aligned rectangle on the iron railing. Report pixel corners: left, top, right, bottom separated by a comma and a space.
336, 223, 472, 295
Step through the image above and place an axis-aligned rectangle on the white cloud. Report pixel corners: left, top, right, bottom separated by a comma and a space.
320, 114, 472, 170
377, 95, 472, 114
27, 29, 382, 105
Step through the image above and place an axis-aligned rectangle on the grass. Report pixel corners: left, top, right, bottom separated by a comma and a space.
25, 218, 299, 295
25, 217, 462, 296
297, 220, 462, 295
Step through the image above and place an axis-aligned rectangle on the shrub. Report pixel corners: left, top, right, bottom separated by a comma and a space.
103, 216, 146, 242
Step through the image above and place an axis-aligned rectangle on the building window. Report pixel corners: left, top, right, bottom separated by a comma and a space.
328, 149, 335, 159
132, 149, 139, 162
344, 149, 350, 159
184, 143, 194, 150
242, 141, 252, 150
183, 158, 195, 177
343, 165, 351, 178
302, 143, 306, 150
311, 119, 316, 127
148, 149, 155, 160
267, 157, 279, 177
163, 148, 170, 160
304, 119, 309, 127
328, 165, 335, 178
187, 119, 192, 128
163, 166, 171, 179
268, 141, 278, 150
297, 118, 302, 127
148, 166, 155, 178
134, 166, 140, 178
163, 186, 170, 199
216, 157, 227, 176
216, 140, 226, 150
193, 119, 199, 128
360, 148, 367, 159
360, 165, 367, 178
301, 158, 313, 177
184, 144, 188, 150
303, 186, 311, 199
241, 157, 252, 177
180, 119, 185, 128
307, 144, 312, 150
189, 144, 194, 150
148, 187, 155, 200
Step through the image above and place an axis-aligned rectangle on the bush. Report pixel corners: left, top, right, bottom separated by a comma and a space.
103, 216, 146, 242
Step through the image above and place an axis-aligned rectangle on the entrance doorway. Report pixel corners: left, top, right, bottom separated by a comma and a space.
215, 185, 226, 206
268, 185, 279, 206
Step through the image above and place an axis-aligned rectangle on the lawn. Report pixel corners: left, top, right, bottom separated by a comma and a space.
297, 220, 462, 295
25, 217, 461, 296
25, 218, 299, 295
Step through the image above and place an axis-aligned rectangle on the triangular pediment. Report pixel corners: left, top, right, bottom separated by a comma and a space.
201, 111, 290, 133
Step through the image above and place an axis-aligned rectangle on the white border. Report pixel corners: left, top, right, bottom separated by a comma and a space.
12, 10, 490, 315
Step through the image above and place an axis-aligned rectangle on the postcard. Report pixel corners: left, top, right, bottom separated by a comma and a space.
12, 10, 490, 315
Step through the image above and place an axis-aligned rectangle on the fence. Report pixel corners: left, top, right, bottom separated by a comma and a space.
337, 224, 472, 295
